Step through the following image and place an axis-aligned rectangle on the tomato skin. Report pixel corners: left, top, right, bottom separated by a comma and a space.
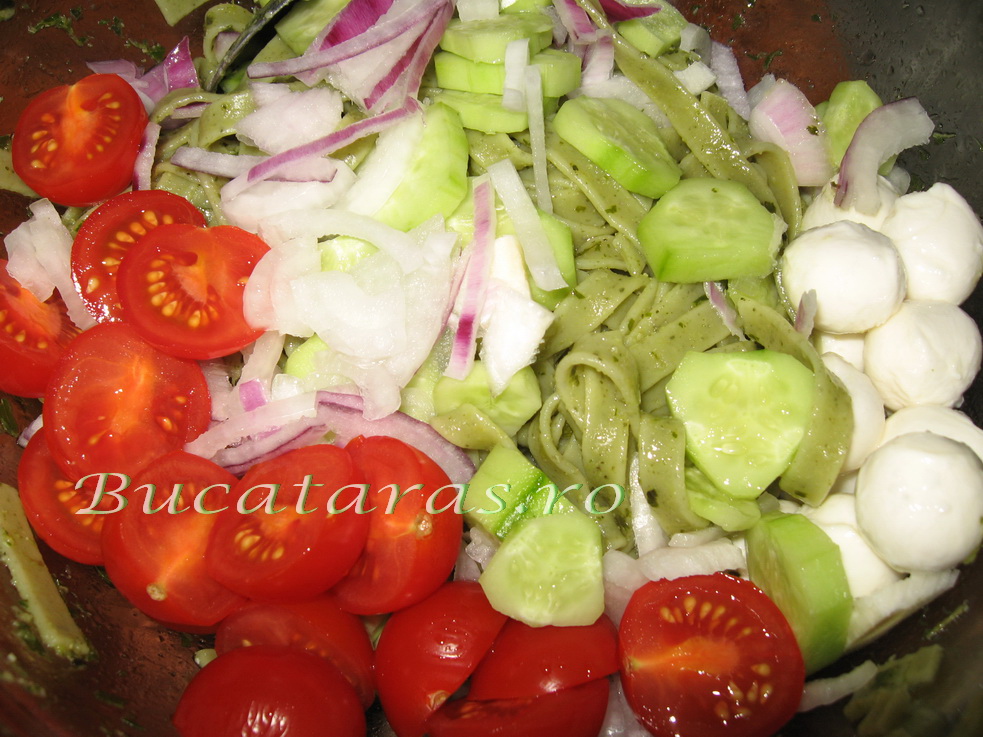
0, 260, 79, 398
206, 444, 370, 602
425, 677, 610, 737
331, 435, 464, 616
374, 581, 508, 737
619, 573, 805, 737
100, 451, 246, 631
467, 614, 619, 701
173, 645, 365, 737
72, 190, 206, 323
17, 428, 115, 565
42, 322, 212, 479
12, 74, 148, 207
215, 594, 376, 708
116, 223, 268, 360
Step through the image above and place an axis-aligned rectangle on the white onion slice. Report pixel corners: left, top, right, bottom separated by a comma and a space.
835, 98, 934, 215
133, 121, 161, 191
709, 41, 749, 119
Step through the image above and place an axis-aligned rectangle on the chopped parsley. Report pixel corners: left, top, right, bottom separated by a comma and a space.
27, 9, 90, 47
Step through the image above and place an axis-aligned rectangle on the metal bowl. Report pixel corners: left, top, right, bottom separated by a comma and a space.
0, 1, 980, 735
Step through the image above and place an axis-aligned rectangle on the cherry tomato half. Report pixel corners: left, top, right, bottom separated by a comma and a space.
72, 190, 207, 323
0, 260, 79, 398
17, 428, 116, 565
331, 435, 464, 615
425, 677, 610, 737
173, 645, 365, 737
374, 581, 508, 737
12, 74, 148, 207
42, 322, 212, 479
619, 573, 805, 737
215, 594, 376, 708
116, 223, 268, 360
100, 451, 245, 631
206, 444, 370, 602
467, 614, 619, 701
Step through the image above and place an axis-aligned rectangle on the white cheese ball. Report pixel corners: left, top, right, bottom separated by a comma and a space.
879, 404, 983, 462
822, 353, 886, 471
855, 432, 983, 572
780, 221, 906, 334
813, 330, 866, 370
801, 176, 899, 232
863, 300, 982, 410
879, 183, 983, 304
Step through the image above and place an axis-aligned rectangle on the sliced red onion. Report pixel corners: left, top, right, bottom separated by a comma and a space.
221, 98, 419, 199
239, 331, 286, 392
551, 0, 600, 44
200, 359, 238, 422
88, 38, 198, 111
704, 281, 744, 339
597, 0, 660, 21
133, 121, 161, 191
236, 378, 269, 412
709, 40, 750, 119
835, 98, 934, 215
17, 414, 43, 449
795, 288, 818, 336
486, 159, 567, 291
446, 176, 495, 379
314, 0, 396, 51
171, 146, 340, 182
749, 78, 833, 187
580, 32, 615, 89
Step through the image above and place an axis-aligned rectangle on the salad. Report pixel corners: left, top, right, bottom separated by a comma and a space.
0, 0, 982, 736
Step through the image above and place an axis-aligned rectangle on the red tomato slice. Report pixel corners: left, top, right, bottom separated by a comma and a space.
11, 74, 148, 207
42, 322, 212, 479
16, 428, 118, 565
467, 614, 619, 701
215, 594, 376, 708
205, 444, 370, 602
425, 677, 610, 737
0, 260, 79, 398
72, 190, 206, 323
173, 645, 365, 737
619, 573, 805, 737
331, 435, 464, 615
116, 222, 268, 360
374, 581, 508, 737
100, 450, 245, 630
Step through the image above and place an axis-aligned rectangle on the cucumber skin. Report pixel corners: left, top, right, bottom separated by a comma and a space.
746, 512, 853, 674
438, 12, 555, 64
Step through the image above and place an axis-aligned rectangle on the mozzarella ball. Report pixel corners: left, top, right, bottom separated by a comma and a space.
822, 353, 886, 471
863, 300, 982, 410
781, 221, 906, 334
855, 432, 983, 572
813, 330, 866, 370
879, 183, 983, 304
801, 176, 899, 232
804, 491, 859, 527
880, 404, 983, 462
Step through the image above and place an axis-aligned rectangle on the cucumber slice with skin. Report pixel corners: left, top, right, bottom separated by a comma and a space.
666, 349, 816, 499
822, 80, 884, 168
746, 511, 853, 674
434, 362, 542, 438
639, 177, 780, 283
439, 12, 555, 63
552, 95, 682, 199
479, 512, 605, 627
433, 89, 559, 134
616, 2, 688, 58
434, 48, 583, 98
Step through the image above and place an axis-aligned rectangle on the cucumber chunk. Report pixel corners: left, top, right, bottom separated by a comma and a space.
479, 512, 605, 626
439, 12, 555, 63
616, 2, 688, 58
501, 0, 552, 12
746, 511, 853, 674
275, 0, 351, 55
639, 177, 781, 282
434, 48, 583, 98
821, 80, 883, 168
433, 89, 559, 134
552, 95, 682, 199
665, 349, 815, 499
684, 466, 762, 532
433, 362, 543, 437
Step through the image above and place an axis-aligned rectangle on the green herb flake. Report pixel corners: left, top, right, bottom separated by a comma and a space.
126, 38, 166, 63
94, 690, 127, 709
807, 125, 820, 136
27, 11, 90, 47
812, 13, 822, 22
763, 49, 784, 70
731, 13, 745, 30
0, 398, 17, 437
98, 16, 125, 36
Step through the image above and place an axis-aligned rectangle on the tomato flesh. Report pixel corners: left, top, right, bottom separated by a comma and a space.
72, 190, 207, 323
12, 74, 148, 207
0, 260, 79, 398
618, 573, 805, 737
116, 223, 269, 360
173, 645, 365, 737
215, 595, 376, 708
100, 451, 246, 630
42, 322, 212, 479
205, 444, 370, 601
332, 435, 464, 615
374, 581, 508, 737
